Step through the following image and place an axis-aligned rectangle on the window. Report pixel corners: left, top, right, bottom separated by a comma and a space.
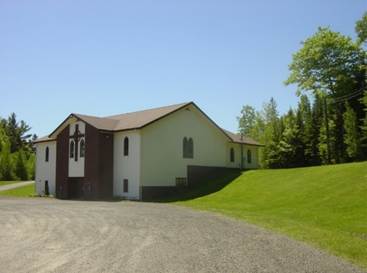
70, 140, 75, 158
247, 149, 252, 164
176, 177, 188, 187
80, 139, 85, 158
123, 179, 128, 193
183, 137, 194, 158
188, 138, 193, 158
123, 137, 129, 156
45, 146, 49, 162
230, 148, 235, 162
183, 137, 188, 157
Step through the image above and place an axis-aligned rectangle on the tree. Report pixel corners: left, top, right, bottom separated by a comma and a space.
310, 93, 323, 165
296, 95, 313, 164
262, 98, 282, 168
3, 113, 32, 153
356, 12, 367, 45
238, 105, 256, 136
285, 27, 365, 98
26, 153, 36, 180
0, 142, 14, 180
0, 123, 8, 153
238, 109, 267, 167
343, 103, 361, 159
361, 91, 367, 146
0, 114, 36, 181
14, 150, 28, 180
278, 109, 302, 167
286, 27, 366, 164
319, 111, 336, 164
0, 123, 13, 180
249, 111, 266, 142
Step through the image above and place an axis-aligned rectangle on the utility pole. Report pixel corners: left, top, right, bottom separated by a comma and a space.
323, 96, 331, 164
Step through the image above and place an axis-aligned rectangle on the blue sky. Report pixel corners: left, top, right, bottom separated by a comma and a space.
0, 0, 365, 136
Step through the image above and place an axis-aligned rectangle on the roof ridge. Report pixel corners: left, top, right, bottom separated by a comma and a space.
105, 102, 191, 119
72, 113, 114, 120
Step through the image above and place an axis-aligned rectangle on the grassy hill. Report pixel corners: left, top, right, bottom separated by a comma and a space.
173, 162, 367, 269
0, 184, 35, 197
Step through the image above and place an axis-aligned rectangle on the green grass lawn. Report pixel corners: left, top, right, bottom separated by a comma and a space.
173, 162, 367, 269
0, 184, 35, 197
0, 181, 22, 186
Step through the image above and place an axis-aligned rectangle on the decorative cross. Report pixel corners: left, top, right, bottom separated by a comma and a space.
69, 124, 85, 161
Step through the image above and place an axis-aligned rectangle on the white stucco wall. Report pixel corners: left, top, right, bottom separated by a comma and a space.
68, 121, 85, 177
140, 104, 234, 187
243, 144, 259, 169
227, 143, 259, 169
113, 131, 141, 199
226, 143, 242, 169
35, 141, 56, 195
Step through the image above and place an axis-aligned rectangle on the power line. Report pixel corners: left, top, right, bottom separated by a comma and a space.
322, 87, 366, 163
327, 88, 366, 104
333, 91, 364, 103
334, 88, 363, 100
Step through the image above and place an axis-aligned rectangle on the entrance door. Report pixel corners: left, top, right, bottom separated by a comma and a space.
45, 180, 49, 196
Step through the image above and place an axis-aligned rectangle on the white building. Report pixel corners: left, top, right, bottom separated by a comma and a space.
34, 102, 261, 200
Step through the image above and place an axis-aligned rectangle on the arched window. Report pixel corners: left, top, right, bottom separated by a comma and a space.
247, 149, 252, 164
230, 148, 235, 162
188, 138, 194, 158
123, 137, 129, 156
80, 139, 85, 158
183, 137, 193, 158
45, 147, 49, 162
183, 137, 188, 158
70, 140, 75, 158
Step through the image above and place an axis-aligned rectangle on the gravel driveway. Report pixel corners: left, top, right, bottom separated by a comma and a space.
0, 198, 364, 273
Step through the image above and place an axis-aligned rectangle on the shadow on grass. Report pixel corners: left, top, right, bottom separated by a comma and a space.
54, 169, 242, 203
153, 169, 242, 203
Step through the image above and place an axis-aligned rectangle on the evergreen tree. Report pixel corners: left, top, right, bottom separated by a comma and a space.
319, 108, 336, 164
297, 95, 313, 165
0, 142, 14, 180
26, 153, 36, 180
0, 114, 35, 181
15, 150, 28, 181
285, 27, 366, 163
278, 109, 302, 167
3, 113, 32, 153
361, 91, 367, 147
343, 103, 361, 159
0, 123, 8, 153
262, 98, 282, 168
310, 93, 323, 165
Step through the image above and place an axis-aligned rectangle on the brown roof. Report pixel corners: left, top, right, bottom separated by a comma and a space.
224, 130, 262, 146
72, 113, 119, 131
106, 102, 190, 131
72, 102, 190, 132
33, 135, 56, 144
36, 102, 261, 146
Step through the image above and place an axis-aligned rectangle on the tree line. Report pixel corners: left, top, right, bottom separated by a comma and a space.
239, 12, 367, 168
0, 113, 37, 181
